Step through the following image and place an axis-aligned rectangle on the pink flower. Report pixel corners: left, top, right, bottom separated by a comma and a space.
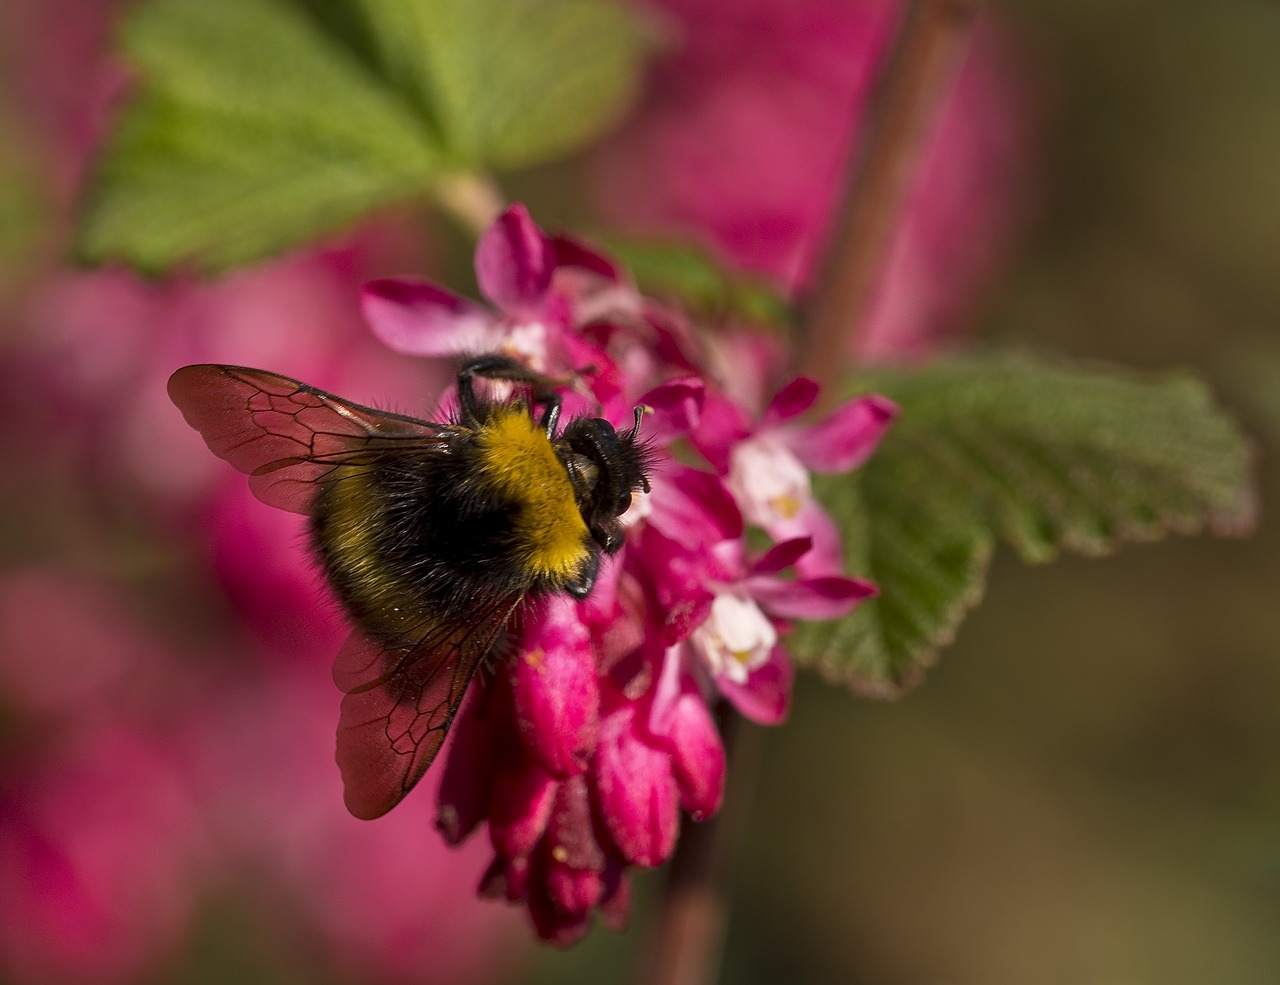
591, 0, 1031, 359
0, 726, 207, 985
363, 203, 637, 381
695, 375, 897, 573
195, 666, 522, 983
0, 568, 175, 720
345, 204, 895, 944
645, 531, 874, 725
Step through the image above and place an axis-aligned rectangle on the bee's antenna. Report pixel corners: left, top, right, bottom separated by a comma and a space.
626, 405, 648, 441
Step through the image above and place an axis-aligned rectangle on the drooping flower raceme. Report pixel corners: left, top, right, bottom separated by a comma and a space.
362, 204, 895, 945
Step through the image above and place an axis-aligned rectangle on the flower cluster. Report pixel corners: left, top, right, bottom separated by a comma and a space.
363, 204, 895, 944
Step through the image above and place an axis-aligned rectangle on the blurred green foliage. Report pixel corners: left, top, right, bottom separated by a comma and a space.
76, 0, 648, 272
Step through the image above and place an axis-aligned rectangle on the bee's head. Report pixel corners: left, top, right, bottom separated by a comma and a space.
557, 409, 651, 554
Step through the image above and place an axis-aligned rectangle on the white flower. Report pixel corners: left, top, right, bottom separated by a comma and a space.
689, 593, 777, 685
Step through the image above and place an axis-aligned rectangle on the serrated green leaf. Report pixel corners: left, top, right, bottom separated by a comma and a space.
76, 0, 648, 273
790, 353, 1256, 699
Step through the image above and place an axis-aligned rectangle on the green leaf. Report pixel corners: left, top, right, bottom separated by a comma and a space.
76, 0, 648, 273
342, 0, 649, 170
604, 238, 793, 328
790, 353, 1257, 699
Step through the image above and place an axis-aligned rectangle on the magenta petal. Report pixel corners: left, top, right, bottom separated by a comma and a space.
551, 234, 623, 282
361, 277, 494, 355
718, 646, 793, 725
528, 881, 593, 947
479, 854, 530, 902
647, 464, 743, 544
594, 699, 679, 867
768, 497, 845, 577
747, 536, 813, 577
545, 774, 607, 873
539, 774, 607, 917
545, 861, 603, 918
511, 597, 599, 777
665, 681, 725, 821
638, 530, 715, 645
746, 574, 877, 621
786, 394, 898, 473
637, 376, 704, 444
762, 376, 820, 426
690, 388, 752, 473
647, 643, 685, 739
435, 688, 499, 845
598, 865, 631, 932
475, 203, 554, 316
489, 759, 558, 860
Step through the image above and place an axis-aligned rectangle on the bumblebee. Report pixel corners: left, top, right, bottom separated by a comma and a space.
168, 354, 650, 819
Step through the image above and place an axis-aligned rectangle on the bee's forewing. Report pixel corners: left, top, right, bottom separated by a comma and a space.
167, 364, 445, 514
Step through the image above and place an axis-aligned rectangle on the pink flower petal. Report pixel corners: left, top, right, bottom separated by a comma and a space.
361, 277, 494, 355
544, 774, 607, 875
488, 758, 558, 861
767, 497, 845, 577
747, 536, 813, 577
479, 854, 530, 903
436, 687, 501, 846
511, 597, 599, 777
785, 394, 897, 473
637, 529, 715, 645
551, 234, 623, 283
594, 697, 679, 867
527, 882, 592, 947
475, 203, 554, 316
544, 861, 603, 919
598, 864, 631, 932
637, 376, 704, 444
762, 376, 819, 426
539, 775, 607, 916
647, 644, 686, 739
746, 574, 877, 621
647, 463, 743, 545
663, 679, 725, 821
690, 387, 752, 473
717, 646, 793, 726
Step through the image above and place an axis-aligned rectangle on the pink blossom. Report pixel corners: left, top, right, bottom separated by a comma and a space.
194, 666, 521, 984
591, 0, 1031, 359
363, 203, 638, 379
0, 568, 175, 720
148, 203, 891, 947
0, 726, 206, 985
695, 375, 897, 573
344, 205, 893, 944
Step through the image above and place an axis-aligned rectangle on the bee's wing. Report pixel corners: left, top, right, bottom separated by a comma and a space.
334, 593, 522, 820
168, 364, 452, 514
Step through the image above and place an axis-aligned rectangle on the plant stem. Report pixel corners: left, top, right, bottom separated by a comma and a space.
637, 709, 759, 985
433, 172, 505, 238
638, 5, 981, 984
797, 0, 983, 393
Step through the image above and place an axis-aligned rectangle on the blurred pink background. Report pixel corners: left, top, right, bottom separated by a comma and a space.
2, 0, 1278, 983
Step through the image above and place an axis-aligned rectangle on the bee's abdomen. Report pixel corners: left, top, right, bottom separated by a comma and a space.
310, 415, 593, 641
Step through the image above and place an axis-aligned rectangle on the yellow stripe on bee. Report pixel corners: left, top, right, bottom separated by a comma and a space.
477, 408, 590, 582
323, 469, 423, 637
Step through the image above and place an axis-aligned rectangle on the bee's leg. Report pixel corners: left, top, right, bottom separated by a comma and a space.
456, 354, 562, 435
564, 548, 600, 599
